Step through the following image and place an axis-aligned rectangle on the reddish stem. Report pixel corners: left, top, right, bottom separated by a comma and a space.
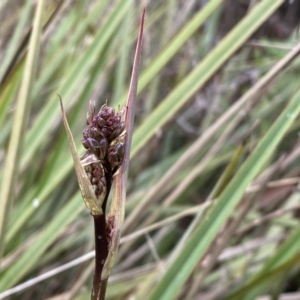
91, 214, 108, 300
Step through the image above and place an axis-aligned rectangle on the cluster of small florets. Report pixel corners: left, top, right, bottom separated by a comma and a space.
83, 160, 107, 199
81, 103, 125, 199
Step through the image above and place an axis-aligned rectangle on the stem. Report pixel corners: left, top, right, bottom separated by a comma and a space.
91, 214, 108, 300
102, 160, 113, 213
91, 160, 113, 300
90, 7, 145, 296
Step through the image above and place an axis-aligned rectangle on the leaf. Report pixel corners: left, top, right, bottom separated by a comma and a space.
147, 87, 300, 300
227, 210, 300, 299
0, 0, 32, 83
59, 96, 102, 216
21, 0, 130, 168
0, 193, 83, 291
136, 0, 223, 94
131, 0, 284, 158
0, 0, 45, 259
102, 8, 145, 279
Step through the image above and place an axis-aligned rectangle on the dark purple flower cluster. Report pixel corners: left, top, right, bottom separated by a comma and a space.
83, 160, 107, 199
81, 103, 125, 200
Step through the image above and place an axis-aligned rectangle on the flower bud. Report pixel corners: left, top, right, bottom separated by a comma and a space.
97, 116, 106, 128
83, 129, 89, 139
99, 127, 110, 138
108, 142, 124, 168
86, 162, 107, 200
88, 138, 100, 154
101, 106, 115, 120
110, 121, 124, 140
82, 138, 90, 149
98, 138, 108, 160
106, 117, 114, 127
90, 127, 101, 138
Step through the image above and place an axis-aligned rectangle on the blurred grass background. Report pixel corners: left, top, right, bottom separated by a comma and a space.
1, 0, 300, 299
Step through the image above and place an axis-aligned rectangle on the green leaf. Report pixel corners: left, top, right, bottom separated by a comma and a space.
0, 193, 83, 291
5, 35, 117, 243
0, 0, 45, 259
227, 212, 300, 299
0, 0, 32, 83
131, 0, 284, 158
147, 87, 300, 299
21, 0, 130, 168
136, 0, 223, 94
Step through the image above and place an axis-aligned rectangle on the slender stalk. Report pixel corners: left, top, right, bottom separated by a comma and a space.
91, 214, 108, 300
101, 8, 145, 282
91, 161, 112, 300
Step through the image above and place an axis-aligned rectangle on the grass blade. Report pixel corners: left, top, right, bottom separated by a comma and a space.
0, 193, 83, 291
148, 87, 300, 299
131, 0, 284, 158
0, 0, 45, 259
102, 7, 145, 279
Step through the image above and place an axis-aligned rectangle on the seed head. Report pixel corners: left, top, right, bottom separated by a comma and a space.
81, 102, 125, 201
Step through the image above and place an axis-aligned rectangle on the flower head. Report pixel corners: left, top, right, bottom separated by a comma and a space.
81, 102, 125, 202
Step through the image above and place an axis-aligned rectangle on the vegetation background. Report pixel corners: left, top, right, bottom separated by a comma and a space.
1, 0, 300, 299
